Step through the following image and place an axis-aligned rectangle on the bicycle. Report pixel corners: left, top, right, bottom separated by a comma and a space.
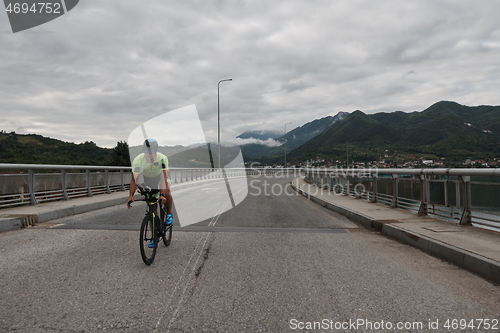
128, 183, 172, 265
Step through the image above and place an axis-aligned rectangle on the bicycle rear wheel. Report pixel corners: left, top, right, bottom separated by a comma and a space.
140, 214, 157, 265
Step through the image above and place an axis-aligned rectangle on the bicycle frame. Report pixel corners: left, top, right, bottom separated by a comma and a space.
141, 190, 162, 237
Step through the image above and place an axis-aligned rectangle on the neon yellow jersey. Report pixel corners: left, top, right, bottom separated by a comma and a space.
132, 153, 169, 188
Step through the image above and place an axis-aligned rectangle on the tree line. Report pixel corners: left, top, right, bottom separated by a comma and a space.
0, 132, 131, 166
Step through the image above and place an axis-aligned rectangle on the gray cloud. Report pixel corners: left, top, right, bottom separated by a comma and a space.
1, 0, 500, 147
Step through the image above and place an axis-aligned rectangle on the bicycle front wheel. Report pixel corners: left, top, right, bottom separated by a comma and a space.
140, 215, 157, 265
160, 206, 172, 247
163, 224, 172, 247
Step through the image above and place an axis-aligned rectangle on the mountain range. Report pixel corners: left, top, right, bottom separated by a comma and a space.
284, 101, 500, 165
1, 101, 499, 167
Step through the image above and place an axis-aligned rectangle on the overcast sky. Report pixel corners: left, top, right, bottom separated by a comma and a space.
1, 0, 500, 148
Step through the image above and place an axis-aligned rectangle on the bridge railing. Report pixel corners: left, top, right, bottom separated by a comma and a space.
0, 164, 251, 208
304, 167, 500, 232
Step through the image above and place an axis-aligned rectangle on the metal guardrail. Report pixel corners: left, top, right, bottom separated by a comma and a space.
304, 167, 500, 232
0, 164, 252, 208
5, 163, 497, 232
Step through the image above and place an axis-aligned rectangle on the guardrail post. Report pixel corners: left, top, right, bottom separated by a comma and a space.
418, 175, 428, 216
28, 169, 37, 205
444, 175, 449, 208
390, 174, 398, 208
86, 169, 93, 197
355, 173, 363, 198
459, 176, 472, 225
61, 169, 69, 200
120, 170, 125, 191
343, 174, 350, 196
370, 172, 378, 203
105, 170, 111, 194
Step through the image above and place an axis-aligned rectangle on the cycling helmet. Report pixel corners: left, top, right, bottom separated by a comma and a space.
142, 139, 159, 154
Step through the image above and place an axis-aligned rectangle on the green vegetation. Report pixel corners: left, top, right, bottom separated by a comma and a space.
109, 141, 131, 166
0, 131, 125, 166
258, 101, 500, 166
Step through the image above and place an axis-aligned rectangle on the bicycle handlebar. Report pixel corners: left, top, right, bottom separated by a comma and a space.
127, 183, 164, 208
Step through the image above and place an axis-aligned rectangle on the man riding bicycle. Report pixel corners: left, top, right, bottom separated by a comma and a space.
127, 139, 173, 247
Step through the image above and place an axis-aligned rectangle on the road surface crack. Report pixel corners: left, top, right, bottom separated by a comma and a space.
194, 239, 212, 278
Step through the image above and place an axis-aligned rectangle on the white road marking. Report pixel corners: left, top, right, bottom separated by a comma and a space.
156, 182, 250, 332
201, 187, 221, 193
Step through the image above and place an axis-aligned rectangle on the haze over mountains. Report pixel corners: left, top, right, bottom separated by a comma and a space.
240, 112, 349, 160
237, 130, 282, 141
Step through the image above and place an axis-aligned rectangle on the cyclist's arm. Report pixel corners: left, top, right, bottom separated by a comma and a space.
159, 169, 169, 201
127, 173, 137, 208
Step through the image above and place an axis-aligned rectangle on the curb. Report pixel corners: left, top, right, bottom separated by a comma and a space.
0, 217, 21, 232
0, 196, 128, 232
290, 181, 500, 285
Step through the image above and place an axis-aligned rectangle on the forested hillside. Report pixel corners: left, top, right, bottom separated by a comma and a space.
0, 132, 114, 165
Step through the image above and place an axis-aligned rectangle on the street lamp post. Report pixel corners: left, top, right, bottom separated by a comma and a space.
284, 122, 292, 168
218, 78, 232, 170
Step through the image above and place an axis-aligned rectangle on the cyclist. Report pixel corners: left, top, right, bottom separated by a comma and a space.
127, 139, 173, 247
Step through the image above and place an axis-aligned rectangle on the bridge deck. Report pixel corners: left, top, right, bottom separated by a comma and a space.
292, 177, 500, 283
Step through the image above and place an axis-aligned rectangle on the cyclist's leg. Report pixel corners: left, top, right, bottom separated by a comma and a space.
165, 179, 173, 214
157, 178, 173, 225
164, 181, 173, 224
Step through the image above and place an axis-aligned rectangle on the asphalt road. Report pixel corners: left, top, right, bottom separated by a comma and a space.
50, 175, 356, 231
1, 176, 499, 332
